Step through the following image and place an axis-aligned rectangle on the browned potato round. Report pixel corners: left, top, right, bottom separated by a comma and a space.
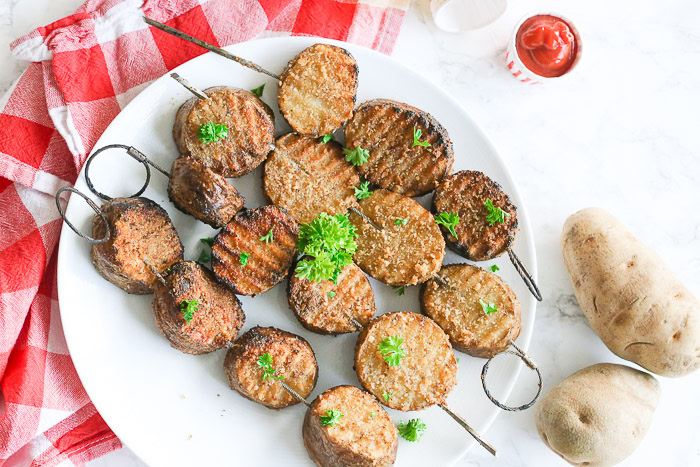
91, 197, 183, 294
278, 44, 358, 136
288, 262, 375, 334
168, 156, 244, 228
344, 99, 454, 197
173, 86, 274, 177
264, 133, 359, 224
348, 189, 445, 286
303, 385, 398, 467
152, 261, 245, 354
212, 206, 298, 296
224, 326, 318, 409
354, 312, 457, 411
432, 170, 518, 261
421, 263, 521, 357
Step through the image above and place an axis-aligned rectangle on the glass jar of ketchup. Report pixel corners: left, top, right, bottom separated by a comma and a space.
512, 14, 580, 79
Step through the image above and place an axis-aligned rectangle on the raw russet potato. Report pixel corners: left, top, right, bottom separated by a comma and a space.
561, 207, 700, 377
536, 363, 660, 467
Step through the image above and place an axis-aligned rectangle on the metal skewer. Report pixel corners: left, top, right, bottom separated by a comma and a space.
348, 207, 383, 231
507, 248, 542, 301
170, 73, 208, 100
143, 17, 280, 80
439, 404, 497, 456
280, 381, 311, 407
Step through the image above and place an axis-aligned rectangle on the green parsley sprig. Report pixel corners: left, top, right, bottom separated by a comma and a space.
392, 286, 405, 296
378, 336, 407, 367
295, 213, 357, 284
397, 418, 426, 442
484, 199, 511, 226
198, 237, 215, 263
320, 134, 335, 144
250, 84, 265, 97
489, 264, 500, 272
256, 353, 284, 381
435, 212, 460, 237
354, 181, 372, 200
180, 299, 198, 323
343, 146, 370, 166
197, 122, 228, 144
383, 391, 393, 402
328, 291, 336, 298
479, 299, 498, 315
259, 227, 274, 244
239, 252, 250, 266
412, 126, 431, 148
394, 218, 408, 226
320, 409, 344, 427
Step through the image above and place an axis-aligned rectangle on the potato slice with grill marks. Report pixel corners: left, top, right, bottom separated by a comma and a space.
348, 189, 444, 286
344, 99, 454, 197
421, 263, 521, 358
354, 312, 457, 411
173, 86, 274, 177
278, 44, 358, 136
264, 133, 359, 224
288, 262, 375, 334
224, 326, 318, 409
303, 385, 398, 467
432, 170, 518, 261
212, 206, 298, 296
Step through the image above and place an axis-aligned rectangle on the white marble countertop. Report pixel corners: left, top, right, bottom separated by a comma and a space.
2, 0, 698, 466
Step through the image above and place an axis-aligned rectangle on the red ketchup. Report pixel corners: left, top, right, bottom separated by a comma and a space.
516, 15, 577, 78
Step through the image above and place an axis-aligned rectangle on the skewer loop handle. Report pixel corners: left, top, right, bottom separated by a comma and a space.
55, 187, 110, 244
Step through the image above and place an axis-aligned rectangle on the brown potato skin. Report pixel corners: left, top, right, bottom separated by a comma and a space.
344, 99, 454, 197
173, 86, 274, 177
536, 363, 660, 467
354, 312, 457, 411
349, 189, 445, 286
212, 206, 299, 296
278, 44, 358, 136
152, 261, 245, 355
287, 261, 375, 335
91, 197, 183, 294
168, 156, 244, 228
224, 326, 318, 409
421, 264, 521, 358
303, 385, 398, 467
562, 208, 700, 377
432, 170, 518, 261
263, 133, 359, 224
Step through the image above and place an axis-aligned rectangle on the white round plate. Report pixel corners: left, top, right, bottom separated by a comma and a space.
57, 37, 537, 467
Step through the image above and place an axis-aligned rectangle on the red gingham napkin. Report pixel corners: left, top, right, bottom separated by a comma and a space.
0, 0, 408, 465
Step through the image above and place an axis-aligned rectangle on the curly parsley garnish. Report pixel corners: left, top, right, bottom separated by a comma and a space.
489, 264, 500, 272
328, 291, 336, 298
320, 409, 344, 427
180, 299, 198, 323
383, 391, 393, 402
320, 134, 335, 144
370, 412, 376, 418
435, 212, 460, 237
354, 181, 372, 200
259, 227, 274, 244
412, 126, 431, 148
197, 249, 210, 263
392, 286, 405, 296
200, 237, 215, 247
343, 146, 370, 166
479, 299, 498, 315
484, 199, 510, 226
250, 84, 265, 97
378, 336, 407, 367
256, 353, 284, 381
398, 418, 426, 442
394, 218, 408, 226
295, 213, 357, 284
239, 252, 250, 266
197, 122, 228, 144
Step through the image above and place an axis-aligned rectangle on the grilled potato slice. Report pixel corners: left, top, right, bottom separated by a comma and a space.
91, 197, 183, 294
264, 133, 359, 224
173, 86, 274, 177
344, 99, 454, 196
354, 312, 457, 411
432, 170, 518, 261
212, 205, 298, 296
152, 261, 245, 355
288, 262, 375, 335
224, 326, 318, 409
278, 44, 358, 136
348, 189, 444, 286
421, 263, 521, 357
303, 385, 398, 467
168, 156, 244, 228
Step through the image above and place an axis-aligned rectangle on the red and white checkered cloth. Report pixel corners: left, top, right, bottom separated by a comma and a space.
0, 0, 408, 465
